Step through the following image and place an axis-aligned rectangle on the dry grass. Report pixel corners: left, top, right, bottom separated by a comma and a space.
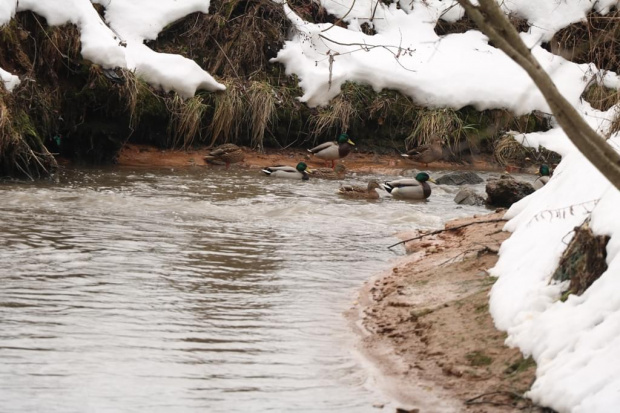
493, 133, 558, 167
494, 135, 531, 166
582, 82, 620, 112
311, 96, 355, 138
610, 112, 620, 138
549, 10, 620, 73
248, 81, 276, 151
209, 81, 244, 145
407, 108, 473, 149
167, 95, 209, 149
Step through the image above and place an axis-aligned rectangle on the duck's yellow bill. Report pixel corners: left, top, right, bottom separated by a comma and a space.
429, 178, 437, 184
347, 139, 355, 145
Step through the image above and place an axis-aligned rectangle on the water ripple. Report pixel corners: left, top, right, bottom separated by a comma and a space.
0, 166, 490, 412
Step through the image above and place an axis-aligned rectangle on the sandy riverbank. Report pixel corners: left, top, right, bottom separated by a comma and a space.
349, 212, 548, 412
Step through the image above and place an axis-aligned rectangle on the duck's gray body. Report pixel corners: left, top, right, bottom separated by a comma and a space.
261, 165, 309, 180
382, 178, 431, 200
338, 181, 381, 199
309, 141, 353, 162
533, 175, 550, 190
401, 141, 443, 165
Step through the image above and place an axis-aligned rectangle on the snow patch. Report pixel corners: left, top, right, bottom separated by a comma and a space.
0, 67, 20, 92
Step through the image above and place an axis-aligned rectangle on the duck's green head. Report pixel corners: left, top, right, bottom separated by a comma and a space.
416, 172, 436, 183
296, 162, 310, 173
539, 164, 550, 176
338, 133, 355, 146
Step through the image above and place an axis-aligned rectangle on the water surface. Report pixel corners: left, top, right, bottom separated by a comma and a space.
0, 167, 491, 412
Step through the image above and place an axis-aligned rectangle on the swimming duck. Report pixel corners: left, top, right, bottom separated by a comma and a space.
338, 180, 382, 200
261, 162, 312, 180
382, 172, 436, 200
308, 133, 355, 168
533, 164, 551, 190
312, 164, 347, 180
204, 143, 244, 168
401, 141, 443, 166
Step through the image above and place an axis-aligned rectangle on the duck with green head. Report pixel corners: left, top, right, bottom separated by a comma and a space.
382, 172, 436, 200
261, 162, 312, 180
533, 164, 551, 190
308, 133, 355, 168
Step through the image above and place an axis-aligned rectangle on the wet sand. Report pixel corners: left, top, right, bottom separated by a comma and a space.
348, 212, 545, 412
116, 143, 526, 175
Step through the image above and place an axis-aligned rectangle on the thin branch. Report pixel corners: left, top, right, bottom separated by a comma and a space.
321, 0, 357, 33
387, 219, 506, 249
456, 0, 620, 192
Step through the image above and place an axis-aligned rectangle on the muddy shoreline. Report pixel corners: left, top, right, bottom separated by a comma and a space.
116, 143, 542, 412
116, 143, 535, 175
348, 213, 546, 412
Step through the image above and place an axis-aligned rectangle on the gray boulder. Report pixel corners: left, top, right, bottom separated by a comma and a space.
436, 171, 484, 185
454, 188, 486, 206
486, 174, 534, 207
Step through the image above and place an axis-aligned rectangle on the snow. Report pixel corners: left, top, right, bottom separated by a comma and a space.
2, 0, 620, 411
272, 2, 596, 111
273, 0, 620, 411
1, 67, 20, 92
1, 0, 224, 97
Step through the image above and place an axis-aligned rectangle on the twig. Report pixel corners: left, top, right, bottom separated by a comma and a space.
210, 36, 239, 78
320, 0, 356, 33
465, 390, 533, 409
387, 219, 506, 249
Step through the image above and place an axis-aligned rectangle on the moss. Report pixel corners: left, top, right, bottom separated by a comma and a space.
504, 356, 536, 375
466, 350, 493, 367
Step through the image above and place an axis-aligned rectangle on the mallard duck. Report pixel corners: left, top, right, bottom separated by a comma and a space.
312, 163, 347, 180
338, 180, 382, 200
261, 162, 312, 180
308, 133, 355, 168
401, 141, 443, 166
533, 164, 551, 190
204, 143, 244, 168
382, 172, 436, 200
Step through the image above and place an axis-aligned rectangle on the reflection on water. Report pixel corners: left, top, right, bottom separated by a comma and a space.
0, 167, 490, 412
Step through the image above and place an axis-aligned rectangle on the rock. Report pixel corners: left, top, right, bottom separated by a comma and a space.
436, 171, 484, 185
485, 174, 534, 207
454, 188, 486, 206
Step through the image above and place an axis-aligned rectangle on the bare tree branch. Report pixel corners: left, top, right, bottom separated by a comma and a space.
456, 0, 620, 191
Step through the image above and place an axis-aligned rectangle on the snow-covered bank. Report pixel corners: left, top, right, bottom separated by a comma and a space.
0, 0, 224, 96
272, 0, 620, 411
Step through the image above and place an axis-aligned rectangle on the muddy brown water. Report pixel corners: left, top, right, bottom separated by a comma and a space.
0, 167, 492, 412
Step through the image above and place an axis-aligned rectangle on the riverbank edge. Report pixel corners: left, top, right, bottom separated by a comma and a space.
115, 143, 534, 175
347, 212, 544, 412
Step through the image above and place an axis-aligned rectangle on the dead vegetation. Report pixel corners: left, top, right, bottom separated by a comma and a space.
0, 3, 616, 178
553, 219, 610, 298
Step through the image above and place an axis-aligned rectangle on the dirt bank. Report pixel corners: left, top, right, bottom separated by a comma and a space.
116, 143, 529, 175
349, 212, 546, 413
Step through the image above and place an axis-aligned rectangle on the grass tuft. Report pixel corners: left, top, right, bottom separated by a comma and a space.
209, 80, 244, 145
167, 95, 209, 149
248, 81, 276, 152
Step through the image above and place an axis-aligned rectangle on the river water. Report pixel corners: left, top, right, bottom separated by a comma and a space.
0, 166, 491, 412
